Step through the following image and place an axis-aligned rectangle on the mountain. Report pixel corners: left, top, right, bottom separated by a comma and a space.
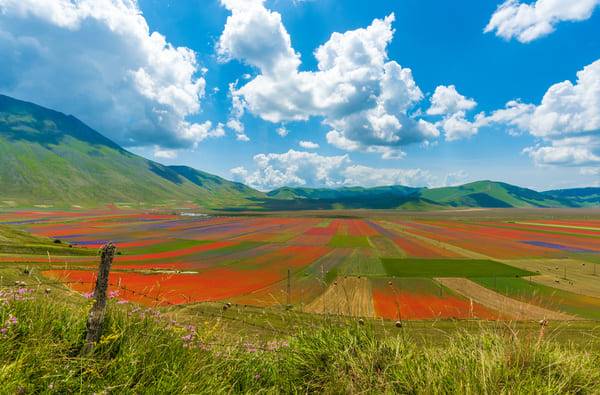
0, 94, 263, 208
542, 188, 600, 207
263, 181, 582, 210
419, 181, 574, 208
267, 185, 420, 200
0, 94, 597, 211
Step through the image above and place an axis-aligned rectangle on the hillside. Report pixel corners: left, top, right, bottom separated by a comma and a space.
0, 94, 597, 211
419, 181, 573, 208
1, 267, 599, 393
262, 181, 580, 210
543, 188, 600, 207
0, 95, 263, 208
267, 185, 420, 200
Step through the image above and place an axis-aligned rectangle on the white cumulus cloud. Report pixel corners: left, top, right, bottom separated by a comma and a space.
153, 147, 178, 160
299, 140, 319, 149
427, 85, 477, 116
217, 1, 440, 158
485, 0, 600, 43
229, 149, 458, 191
0, 0, 214, 149
473, 59, 600, 167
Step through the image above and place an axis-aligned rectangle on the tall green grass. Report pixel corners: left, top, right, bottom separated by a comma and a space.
1, 293, 599, 393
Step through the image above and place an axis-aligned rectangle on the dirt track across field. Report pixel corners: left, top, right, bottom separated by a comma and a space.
436, 277, 578, 321
305, 276, 375, 317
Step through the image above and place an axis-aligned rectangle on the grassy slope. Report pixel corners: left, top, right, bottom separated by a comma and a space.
0, 95, 263, 208
267, 185, 421, 200
0, 225, 94, 256
2, 284, 600, 393
419, 181, 571, 208
543, 187, 600, 207
474, 277, 600, 320
261, 181, 585, 211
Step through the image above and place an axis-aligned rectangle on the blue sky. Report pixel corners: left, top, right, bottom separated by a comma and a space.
1, 0, 599, 191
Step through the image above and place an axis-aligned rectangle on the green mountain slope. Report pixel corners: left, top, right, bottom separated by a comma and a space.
267, 185, 420, 200
0, 95, 596, 211
0, 94, 264, 208
262, 181, 582, 210
419, 181, 573, 208
542, 188, 600, 207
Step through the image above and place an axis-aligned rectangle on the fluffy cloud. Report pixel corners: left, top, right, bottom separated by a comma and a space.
426, 85, 478, 141
229, 149, 456, 191
299, 140, 319, 149
341, 165, 436, 189
528, 60, 600, 138
0, 0, 210, 148
217, 1, 439, 158
427, 85, 477, 116
231, 150, 350, 190
485, 0, 600, 43
276, 127, 289, 137
502, 60, 600, 166
440, 113, 479, 141
153, 147, 178, 160
427, 59, 600, 166
225, 81, 251, 142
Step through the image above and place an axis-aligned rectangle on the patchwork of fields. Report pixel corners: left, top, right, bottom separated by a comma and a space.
1, 209, 599, 321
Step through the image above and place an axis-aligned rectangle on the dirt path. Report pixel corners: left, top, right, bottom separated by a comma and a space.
436, 278, 578, 321
305, 276, 375, 318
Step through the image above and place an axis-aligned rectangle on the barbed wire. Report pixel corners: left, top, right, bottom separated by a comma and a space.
0, 277, 301, 334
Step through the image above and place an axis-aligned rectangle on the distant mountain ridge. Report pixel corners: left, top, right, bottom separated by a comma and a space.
0, 94, 597, 210
266, 181, 597, 210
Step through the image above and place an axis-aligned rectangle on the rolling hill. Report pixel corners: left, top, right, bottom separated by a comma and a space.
0, 94, 597, 210
419, 181, 574, 208
542, 188, 600, 207
263, 181, 585, 210
0, 94, 264, 208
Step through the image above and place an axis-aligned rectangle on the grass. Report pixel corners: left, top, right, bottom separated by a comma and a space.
382, 258, 535, 278
0, 225, 95, 256
329, 235, 371, 248
122, 239, 212, 255
2, 290, 600, 393
474, 277, 600, 320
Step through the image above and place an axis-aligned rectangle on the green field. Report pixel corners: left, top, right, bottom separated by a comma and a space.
0, 225, 95, 256
123, 239, 211, 255
474, 277, 600, 320
381, 258, 534, 278
329, 235, 371, 248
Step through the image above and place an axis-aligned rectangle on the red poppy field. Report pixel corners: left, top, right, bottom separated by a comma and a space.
1, 209, 600, 321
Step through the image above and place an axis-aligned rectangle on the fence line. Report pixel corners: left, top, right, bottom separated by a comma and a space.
1, 276, 298, 334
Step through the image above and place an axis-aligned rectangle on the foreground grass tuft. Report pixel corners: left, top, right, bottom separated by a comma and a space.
1, 292, 599, 393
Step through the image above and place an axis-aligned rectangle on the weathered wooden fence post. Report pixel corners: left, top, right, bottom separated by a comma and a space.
81, 242, 116, 355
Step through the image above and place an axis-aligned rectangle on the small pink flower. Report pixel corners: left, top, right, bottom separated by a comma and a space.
83, 292, 94, 299
7, 314, 17, 325
108, 290, 120, 299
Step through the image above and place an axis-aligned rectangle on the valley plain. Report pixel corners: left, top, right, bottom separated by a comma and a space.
3, 207, 600, 322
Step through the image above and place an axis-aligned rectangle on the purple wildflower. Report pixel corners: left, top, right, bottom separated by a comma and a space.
7, 314, 17, 325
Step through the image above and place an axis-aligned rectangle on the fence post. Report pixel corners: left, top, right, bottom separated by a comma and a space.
286, 268, 291, 307
81, 242, 116, 355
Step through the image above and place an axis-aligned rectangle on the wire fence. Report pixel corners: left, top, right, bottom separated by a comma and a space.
0, 274, 311, 336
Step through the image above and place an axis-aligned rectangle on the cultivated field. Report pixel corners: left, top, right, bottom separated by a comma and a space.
1, 208, 600, 321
